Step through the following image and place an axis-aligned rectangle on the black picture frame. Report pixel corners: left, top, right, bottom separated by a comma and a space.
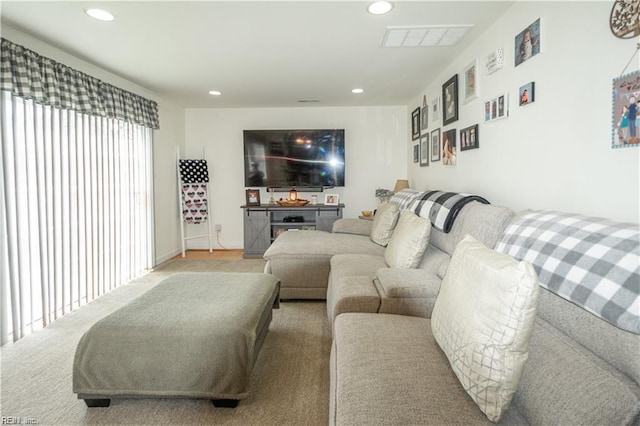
419, 134, 429, 167
430, 128, 441, 162
460, 124, 479, 151
413, 144, 419, 163
411, 107, 421, 140
442, 74, 459, 126
245, 189, 261, 206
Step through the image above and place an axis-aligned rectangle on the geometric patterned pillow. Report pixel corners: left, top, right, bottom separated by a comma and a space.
431, 235, 540, 422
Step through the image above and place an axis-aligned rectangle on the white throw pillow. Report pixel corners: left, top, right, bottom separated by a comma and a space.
431, 235, 540, 422
370, 202, 400, 247
384, 210, 431, 268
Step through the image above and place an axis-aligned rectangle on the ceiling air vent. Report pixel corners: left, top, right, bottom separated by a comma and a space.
382, 25, 474, 47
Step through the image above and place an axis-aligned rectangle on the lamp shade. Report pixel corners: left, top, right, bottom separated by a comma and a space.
289, 188, 298, 201
393, 179, 410, 193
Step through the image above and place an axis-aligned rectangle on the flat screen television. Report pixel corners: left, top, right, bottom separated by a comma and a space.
243, 129, 345, 188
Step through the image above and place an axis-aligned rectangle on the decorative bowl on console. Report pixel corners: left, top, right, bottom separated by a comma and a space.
276, 199, 310, 207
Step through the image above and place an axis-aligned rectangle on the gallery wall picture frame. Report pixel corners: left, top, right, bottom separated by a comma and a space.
442, 128, 457, 166
484, 93, 509, 122
421, 95, 429, 131
245, 189, 261, 206
324, 194, 340, 205
411, 107, 421, 140
430, 128, 441, 162
460, 124, 479, 151
515, 18, 541, 67
612, 69, 640, 148
420, 134, 429, 167
519, 82, 535, 106
413, 144, 419, 163
462, 59, 479, 104
431, 96, 441, 122
442, 74, 459, 126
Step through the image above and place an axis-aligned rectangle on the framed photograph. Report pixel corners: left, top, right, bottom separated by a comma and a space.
413, 144, 419, 163
324, 194, 339, 206
245, 189, 261, 206
430, 128, 441, 162
515, 18, 541, 67
519, 81, 535, 106
462, 59, 479, 104
421, 106, 429, 131
460, 124, 479, 151
431, 96, 441, 122
419, 133, 429, 167
411, 107, 421, 140
484, 93, 509, 122
442, 128, 457, 166
612, 69, 640, 148
442, 74, 459, 126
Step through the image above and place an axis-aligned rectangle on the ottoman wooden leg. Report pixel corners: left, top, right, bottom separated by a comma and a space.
84, 398, 111, 408
211, 399, 239, 408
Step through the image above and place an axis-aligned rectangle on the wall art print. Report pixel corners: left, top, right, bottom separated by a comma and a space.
612, 69, 640, 148
413, 143, 420, 163
484, 93, 509, 122
431, 128, 441, 162
411, 107, 421, 140
420, 133, 429, 167
515, 18, 541, 67
463, 59, 479, 104
442, 74, 459, 126
431, 96, 441, 122
460, 124, 479, 151
442, 128, 457, 166
519, 82, 535, 106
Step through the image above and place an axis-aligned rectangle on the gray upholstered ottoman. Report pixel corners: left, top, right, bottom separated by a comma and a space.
73, 272, 280, 408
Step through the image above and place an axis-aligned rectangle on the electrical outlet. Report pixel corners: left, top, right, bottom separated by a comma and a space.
215, 224, 222, 232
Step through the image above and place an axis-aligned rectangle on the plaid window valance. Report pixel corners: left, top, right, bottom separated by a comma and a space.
0, 38, 159, 129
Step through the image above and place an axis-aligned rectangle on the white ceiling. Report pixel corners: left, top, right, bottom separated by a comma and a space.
0, 1, 515, 108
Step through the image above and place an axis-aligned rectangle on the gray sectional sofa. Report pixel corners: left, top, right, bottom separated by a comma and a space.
263, 190, 640, 425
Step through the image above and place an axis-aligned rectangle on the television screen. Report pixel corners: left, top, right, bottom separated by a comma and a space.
243, 129, 345, 188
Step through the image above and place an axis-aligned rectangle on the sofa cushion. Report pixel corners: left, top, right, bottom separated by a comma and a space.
330, 313, 526, 425
263, 230, 385, 260
369, 202, 399, 246
332, 218, 372, 236
384, 210, 431, 269
431, 235, 540, 422
375, 268, 440, 299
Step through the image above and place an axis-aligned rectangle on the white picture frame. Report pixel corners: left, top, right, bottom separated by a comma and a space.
462, 58, 479, 104
324, 194, 339, 205
431, 96, 441, 122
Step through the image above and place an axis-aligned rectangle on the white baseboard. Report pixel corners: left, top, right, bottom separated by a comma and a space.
155, 248, 182, 266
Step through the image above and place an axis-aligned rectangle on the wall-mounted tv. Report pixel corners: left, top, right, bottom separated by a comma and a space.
243, 129, 345, 188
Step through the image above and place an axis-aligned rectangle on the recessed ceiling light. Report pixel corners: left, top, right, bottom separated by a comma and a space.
367, 1, 394, 15
208, 90, 222, 96
84, 8, 115, 22
352, 88, 364, 94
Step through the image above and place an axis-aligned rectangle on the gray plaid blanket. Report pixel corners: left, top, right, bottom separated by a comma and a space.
495, 210, 640, 334
410, 191, 489, 233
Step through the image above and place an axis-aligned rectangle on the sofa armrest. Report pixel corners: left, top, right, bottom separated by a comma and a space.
332, 218, 372, 236
375, 268, 441, 299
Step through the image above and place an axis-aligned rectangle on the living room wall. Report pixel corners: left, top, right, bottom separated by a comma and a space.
183, 106, 407, 250
406, 1, 640, 223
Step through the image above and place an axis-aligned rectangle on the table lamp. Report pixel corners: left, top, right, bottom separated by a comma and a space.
393, 179, 410, 193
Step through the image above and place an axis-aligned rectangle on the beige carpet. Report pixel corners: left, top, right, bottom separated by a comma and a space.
1, 259, 332, 425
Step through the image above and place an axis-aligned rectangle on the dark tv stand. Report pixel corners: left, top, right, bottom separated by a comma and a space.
241, 204, 344, 258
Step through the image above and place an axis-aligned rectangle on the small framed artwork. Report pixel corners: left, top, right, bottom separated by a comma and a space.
413, 144, 419, 163
430, 128, 441, 162
460, 124, 479, 151
442, 74, 459, 126
515, 18, 541, 67
612, 69, 640, 148
245, 189, 261, 206
324, 194, 339, 206
421, 96, 429, 131
462, 59, 479, 104
484, 93, 509, 122
420, 133, 429, 167
431, 96, 441, 122
519, 82, 535, 106
442, 128, 457, 166
411, 107, 421, 140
